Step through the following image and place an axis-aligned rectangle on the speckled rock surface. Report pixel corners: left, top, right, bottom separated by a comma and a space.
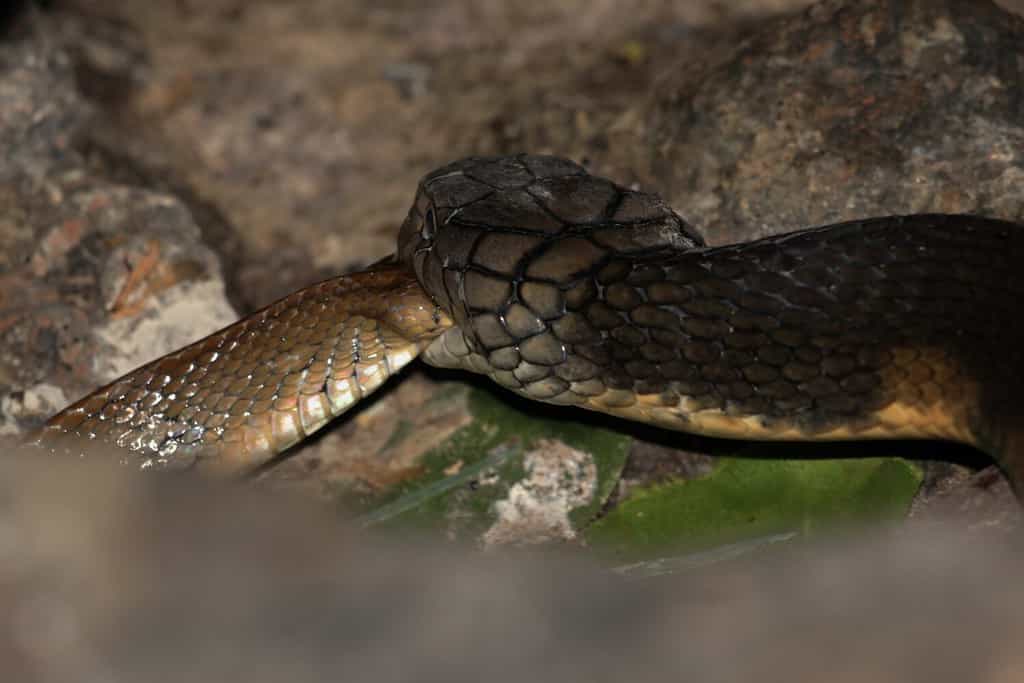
642, 0, 1024, 244
0, 39, 234, 438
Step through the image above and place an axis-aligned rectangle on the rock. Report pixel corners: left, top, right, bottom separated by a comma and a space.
642, 0, 1024, 244
0, 38, 234, 439
0, 42, 85, 182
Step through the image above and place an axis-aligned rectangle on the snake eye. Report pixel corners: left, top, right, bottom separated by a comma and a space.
422, 208, 437, 241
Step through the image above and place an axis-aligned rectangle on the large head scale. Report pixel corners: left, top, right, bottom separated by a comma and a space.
398, 154, 703, 331
396, 154, 703, 405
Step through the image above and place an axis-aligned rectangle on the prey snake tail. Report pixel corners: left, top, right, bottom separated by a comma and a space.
36, 268, 451, 474
33, 155, 1024, 491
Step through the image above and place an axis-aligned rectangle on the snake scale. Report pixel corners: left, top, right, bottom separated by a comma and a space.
32, 155, 1024, 491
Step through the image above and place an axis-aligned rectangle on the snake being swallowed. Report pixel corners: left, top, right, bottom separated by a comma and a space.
33, 154, 1024, 492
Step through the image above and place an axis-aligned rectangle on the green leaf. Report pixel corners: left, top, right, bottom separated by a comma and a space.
586, 455, 922, 562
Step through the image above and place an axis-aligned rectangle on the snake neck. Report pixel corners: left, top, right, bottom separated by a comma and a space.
422, 213, 1024, 486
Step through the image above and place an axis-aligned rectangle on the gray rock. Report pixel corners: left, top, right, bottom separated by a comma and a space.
644, 0, 1024, 244
0, 38, 234, 438
0, 44, 84, 182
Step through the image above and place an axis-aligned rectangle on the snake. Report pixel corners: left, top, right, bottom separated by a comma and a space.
31, 154, 1024, 491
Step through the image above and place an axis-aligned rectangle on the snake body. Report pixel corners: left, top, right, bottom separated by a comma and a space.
36, 155, 1024, 489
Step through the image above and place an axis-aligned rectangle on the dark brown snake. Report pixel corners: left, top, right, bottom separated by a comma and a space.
31, 155, 1024, 492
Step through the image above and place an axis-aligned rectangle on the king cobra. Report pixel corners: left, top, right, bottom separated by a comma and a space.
31, 155, 1024, 491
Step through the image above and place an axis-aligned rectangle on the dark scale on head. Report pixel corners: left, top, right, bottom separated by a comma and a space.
399, 154, 703, 402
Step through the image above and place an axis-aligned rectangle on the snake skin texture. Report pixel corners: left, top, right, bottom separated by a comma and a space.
404, 156, 1024, 482
35, 265, 450, 473
38, 154, 1024, 485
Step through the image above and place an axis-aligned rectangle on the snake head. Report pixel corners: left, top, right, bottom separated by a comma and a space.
397, 154, 704, 335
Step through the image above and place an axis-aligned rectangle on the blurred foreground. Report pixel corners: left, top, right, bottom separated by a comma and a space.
1, 446, 1022, 682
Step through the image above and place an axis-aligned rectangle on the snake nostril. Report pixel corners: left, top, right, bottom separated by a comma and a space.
422, 208, 438, 240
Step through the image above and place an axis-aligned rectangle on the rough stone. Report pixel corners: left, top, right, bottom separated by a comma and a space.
643, 0, 1024, 244
0, 38, 234, 438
